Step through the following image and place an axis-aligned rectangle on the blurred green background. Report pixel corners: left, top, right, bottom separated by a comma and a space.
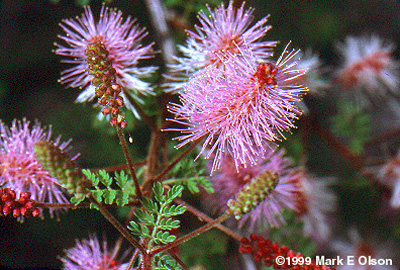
1, 0, 400, 269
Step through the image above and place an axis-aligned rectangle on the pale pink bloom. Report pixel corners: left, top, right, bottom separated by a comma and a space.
0, 119, 72, 218
336, 35, 399, 104
378, 154, 400, 208
203, 150, 301, 232
292, 171, 336, 242
164, 0, 276, 93
61, 234, 129, 270
296, 50, 329, 94
168, 45, 307, 173
55, 5, 156, 118
332, 229, 397, 270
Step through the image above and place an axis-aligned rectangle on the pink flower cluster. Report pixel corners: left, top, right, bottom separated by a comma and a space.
167, 2, 308, 173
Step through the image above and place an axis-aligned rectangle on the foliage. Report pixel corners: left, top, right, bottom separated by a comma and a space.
82, 169, 136, 207
128, 183, 186, 247
153, 254, 183, 270
332, 101, 371, 155
166, 153, 214, 194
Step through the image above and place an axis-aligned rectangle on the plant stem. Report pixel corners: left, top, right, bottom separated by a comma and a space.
116, 127, 143, 199
144, 130, 162, 185
89, 195, 146, 254
90, 160, 146, 173
175, 198, 242, 242
306, 116, 365, 170
125, 248, 140, 270
149, 210, 232, 256
168, 250, 189, 270
141, 253, 152, 270
122, 88, 157, 132
147, 139, 201, 188
34, 202, 91, 208
364, 125, 400, 147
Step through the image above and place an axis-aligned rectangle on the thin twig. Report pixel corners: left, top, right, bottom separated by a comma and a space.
89, 195, 146, 254
125, 248, 140, 270
144, 130, 162, 184
168, 250, 189, 270
122, 88, 157, 132
306, 117, 365, 170
175, 198, 242, 242
149, 210, 231, 255
90, 160, 146, 173
34, 202, 91, 208
116, 127, 143, 199
110, 204, 139, 263
364, 126, 400, 147
143, 139, 201, 189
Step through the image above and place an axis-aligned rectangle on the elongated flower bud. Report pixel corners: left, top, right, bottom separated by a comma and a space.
228, 170, 279, 220
34, 141, 90, 202
85, 40, 127, 128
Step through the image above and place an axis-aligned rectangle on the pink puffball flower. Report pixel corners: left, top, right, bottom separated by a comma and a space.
168, 45, 307, 173
0, 119, 71, 218
204, 150, 301, 232
336, 35, 399, 104
164, 0, 277, 93
55, 5, 156, 118
292, 171, 337, 243
61, 235, 128, 270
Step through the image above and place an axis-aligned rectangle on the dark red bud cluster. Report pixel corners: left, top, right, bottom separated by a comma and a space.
255, 62, 278, 86
84, 40, 127, 128
239, 234, 335, 270
0, 188, 40, 218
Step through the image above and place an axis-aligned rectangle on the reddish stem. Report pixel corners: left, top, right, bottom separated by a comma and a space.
90, 161, 146, 173
117, 127, 143, 198
175, 198, 242, 242
168, 250, 189, 270
149, 210, 231, 256
306, 117, 365, 170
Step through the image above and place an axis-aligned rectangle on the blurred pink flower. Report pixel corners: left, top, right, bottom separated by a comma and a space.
0, 119, 71, 218
332, 229, 397, 270
55, 5, 156, 117
168, 45, 307, 173
203, 150, 300, 232
336, 35, 399, 104
164, 1, 277, 93
378, 155, 400, 208
292, 170, 336, 243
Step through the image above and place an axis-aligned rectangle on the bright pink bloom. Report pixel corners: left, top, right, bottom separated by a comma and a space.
55, 5, 156, 117
0, 119, 71, 218
61, 235, 127, 270
165, 1, 277, 93
168, 45, 307, 173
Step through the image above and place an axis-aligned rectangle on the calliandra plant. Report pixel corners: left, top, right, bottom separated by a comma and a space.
3, 0, 400, 269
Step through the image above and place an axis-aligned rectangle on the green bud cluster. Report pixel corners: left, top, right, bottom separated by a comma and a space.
228, 170, 279, 220
34, 141, 90, 201
85, 39, 127, 128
